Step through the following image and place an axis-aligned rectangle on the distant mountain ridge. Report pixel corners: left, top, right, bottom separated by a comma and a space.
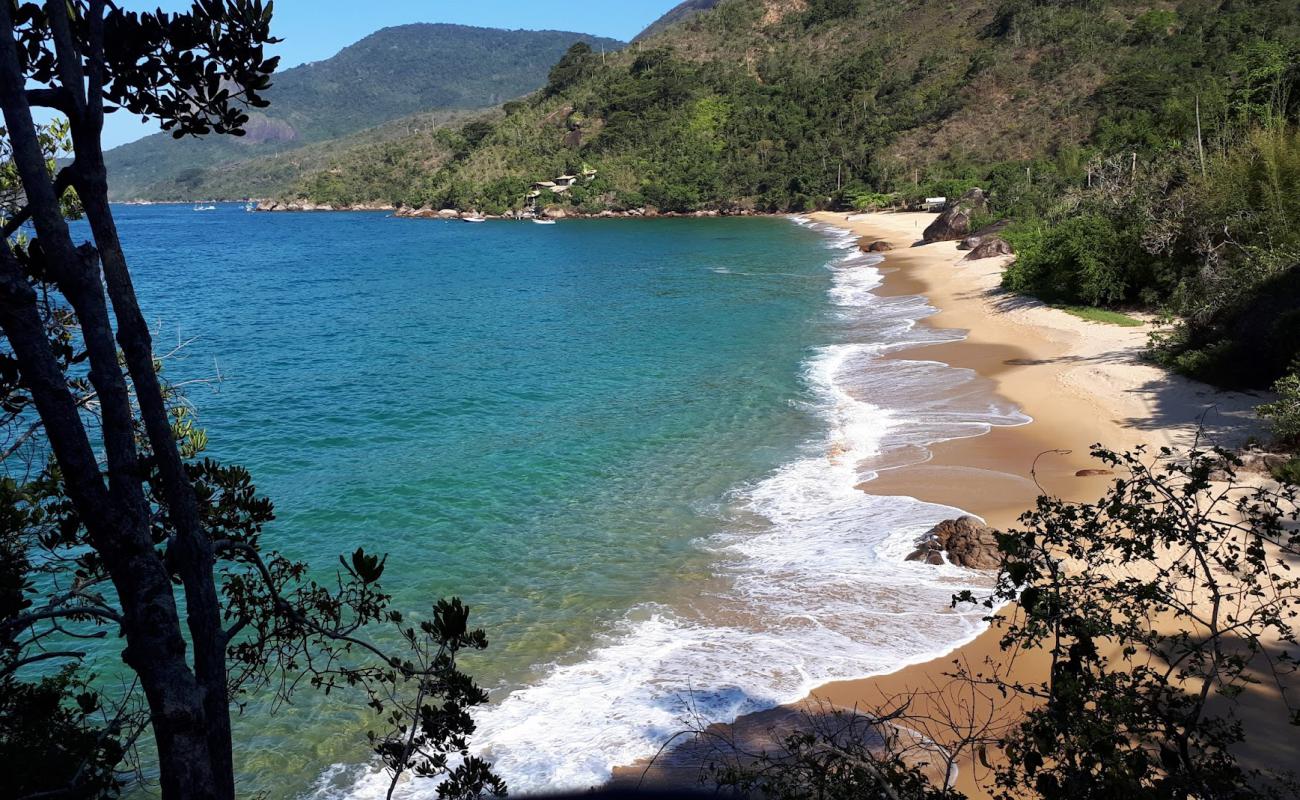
105, 23, 623, 200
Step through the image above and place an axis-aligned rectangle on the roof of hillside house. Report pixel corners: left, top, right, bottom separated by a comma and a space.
533, 181, 557, 188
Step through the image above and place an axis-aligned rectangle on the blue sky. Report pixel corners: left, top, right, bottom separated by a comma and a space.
97, 0, 682, 149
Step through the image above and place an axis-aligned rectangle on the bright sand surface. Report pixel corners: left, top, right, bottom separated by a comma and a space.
797, 211, 1270, 797
617, 211, 1284, 795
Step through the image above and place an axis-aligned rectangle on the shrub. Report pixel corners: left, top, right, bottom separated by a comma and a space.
804, 0, 860, 27
850, 191, 896, 211
1272, 456, 1300, 485
1259, 372, 1300, 447
1002, 213, 1140, 306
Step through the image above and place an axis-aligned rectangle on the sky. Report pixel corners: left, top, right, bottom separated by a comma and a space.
96, 0, 683, 149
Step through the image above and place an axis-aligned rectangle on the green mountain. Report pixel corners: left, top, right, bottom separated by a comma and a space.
104, 24, 623, 200
274, 0, 1299, 394
279, 0, 1296, 212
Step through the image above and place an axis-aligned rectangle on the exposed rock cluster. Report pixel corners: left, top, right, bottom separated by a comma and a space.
921, 188, 987, 243
859, 239, 893, 253
906, 516, 1002, 570
1208, 447, 1293, 481
956, 219, 1009, 250
962, 236, 1014, 261
255, 200, 394, 212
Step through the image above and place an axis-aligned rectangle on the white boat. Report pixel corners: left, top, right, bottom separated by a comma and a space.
463, 216, 487, 223
193, 204, 217, 211
532, 218, 557, 225
244, 202, 257, 212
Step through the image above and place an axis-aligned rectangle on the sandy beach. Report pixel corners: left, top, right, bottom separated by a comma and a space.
616, 210, 1277, 796
792, 211, 1267, 796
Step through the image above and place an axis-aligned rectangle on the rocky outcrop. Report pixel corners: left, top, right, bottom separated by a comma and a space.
255, 200, 394, 213
957, 219, 1010, 250
922, 188, 987, 243
395, 207, 437, 219
1208, 447, 1293, 481
906, 516, 1002, 570
254, 200, 336, 212
961, 236, 1014, 261
859, 239, 894, 253
368, 206, 774, 221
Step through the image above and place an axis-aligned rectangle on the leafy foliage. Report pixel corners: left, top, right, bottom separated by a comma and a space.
1259, 372, 1300, 447
963, 446, 1300, 799
691, 445, 1300, 800
1, 6, 502, 799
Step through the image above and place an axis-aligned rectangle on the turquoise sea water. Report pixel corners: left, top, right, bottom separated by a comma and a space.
99, 207, 1026, 797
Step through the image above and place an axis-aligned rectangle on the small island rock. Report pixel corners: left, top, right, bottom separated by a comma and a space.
906, 516, 1002, 570
859, 239, 894, 253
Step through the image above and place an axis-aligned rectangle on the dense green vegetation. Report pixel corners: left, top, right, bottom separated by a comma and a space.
103, 24, 622, 200
119, 109, 486, 203
282, 0, 1297, 214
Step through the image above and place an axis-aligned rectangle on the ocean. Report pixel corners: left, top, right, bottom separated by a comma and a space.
100, 205, 1027, 798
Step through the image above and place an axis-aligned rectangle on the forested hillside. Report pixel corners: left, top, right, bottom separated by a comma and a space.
285, 0, 1297, 213
104, 24, 622, 199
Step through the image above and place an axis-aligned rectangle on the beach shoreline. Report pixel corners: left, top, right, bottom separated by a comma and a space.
614, 210, 1268, 796
787, 211, 1268, 796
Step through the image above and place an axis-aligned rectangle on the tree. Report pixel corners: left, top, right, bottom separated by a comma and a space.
0, 4, 502, 799
964, 446, 1300, 799
544, 41, 594, 97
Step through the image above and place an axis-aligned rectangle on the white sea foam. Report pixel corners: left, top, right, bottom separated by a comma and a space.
313, 219, 1029, 799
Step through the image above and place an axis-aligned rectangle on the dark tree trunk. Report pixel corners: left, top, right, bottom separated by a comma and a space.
0, 4, 231, 799
66, 4, 235, 788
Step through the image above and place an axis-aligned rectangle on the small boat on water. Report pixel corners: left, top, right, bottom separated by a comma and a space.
532, 218, 557, 225
244, 201, 257, 212
463, 216, 487, 223
193, 204, 217, 211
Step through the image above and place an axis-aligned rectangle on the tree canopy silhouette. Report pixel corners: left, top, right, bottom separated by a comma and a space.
0, 4, 502, 799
